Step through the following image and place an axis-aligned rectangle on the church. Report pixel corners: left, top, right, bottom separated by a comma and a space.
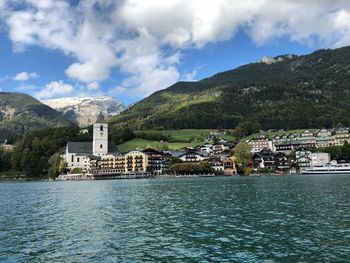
64, 112, 116, 170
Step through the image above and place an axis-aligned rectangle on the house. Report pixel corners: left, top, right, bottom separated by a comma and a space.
333, 128, 350, 146
125, 151, 148, 173
246, 135, 273, 153
212, 144, 230, 155
315, 129, 333, 148
208, 157, 224, 173
100, 154, 125, 173
295, 148, 312, 167
142, 148, 170, 175
178, 148, 209, 162
298, 130, 316, 147
64, 112, 117, 170
199, 144, 213, 154
223, 157, 237, 175
310, 152, 330, 166
252, 148, 289, 172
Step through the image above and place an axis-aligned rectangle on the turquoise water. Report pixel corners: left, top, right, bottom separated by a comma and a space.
0, 175, 350, 262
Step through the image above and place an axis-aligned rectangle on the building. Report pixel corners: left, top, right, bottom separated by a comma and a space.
315, 129, 333, 148
208, 157, 224, 173
295, 148, 312, 168
64, 112, 117, 170
252, 148, 289, 172
247, 135, 273, 153
142, 148, 170, 175
178, 148, 209, 162
223, 157, 237, 175
310, 152, 330, 167
100, 154, 125, 173
298, 130, 316, 147
333, 128, 350, 146
125, 151, 148, 173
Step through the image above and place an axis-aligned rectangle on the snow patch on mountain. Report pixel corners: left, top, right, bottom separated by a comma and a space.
42, 96, 126, 127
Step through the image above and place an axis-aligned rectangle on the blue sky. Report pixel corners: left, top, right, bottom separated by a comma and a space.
0, 1, 350, 105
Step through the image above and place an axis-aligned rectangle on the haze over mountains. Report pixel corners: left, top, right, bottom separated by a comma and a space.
110, 46, 350, 131
42, 96, 126, 127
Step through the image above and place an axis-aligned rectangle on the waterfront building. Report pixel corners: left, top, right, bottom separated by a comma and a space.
208, 157, 224, 173
100, 154, 125, 173
295, 148, 312, 167
125, 151, 148, 173
310, 152, 330, 167
64, 112, 117, 170
142, 148, 171, 175
223, 157, 237, 175
252, 148, 289, 172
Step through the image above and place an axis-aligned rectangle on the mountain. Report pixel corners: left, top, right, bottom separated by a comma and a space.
42, 96, 126, 127
110, 46, 350, 131
0, 92, 71, 141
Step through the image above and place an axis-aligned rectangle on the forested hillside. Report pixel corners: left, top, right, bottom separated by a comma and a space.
110, 46, 350, 131
0, 92, 71, 141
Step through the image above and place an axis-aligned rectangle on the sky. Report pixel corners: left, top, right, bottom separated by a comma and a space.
0, 0, 350, 106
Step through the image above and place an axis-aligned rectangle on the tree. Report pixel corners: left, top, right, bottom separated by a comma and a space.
234, 142, 252, 175
158, 141, 169, 151
48, 153, 64, 179
235, 121, 261, 137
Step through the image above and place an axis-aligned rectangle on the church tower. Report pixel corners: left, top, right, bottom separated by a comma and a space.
93, 112, 108, 156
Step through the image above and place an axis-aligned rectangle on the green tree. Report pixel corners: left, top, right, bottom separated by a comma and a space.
235, 121, 261, 138
234, 142, 252, 175
158, 141, 169, 151
48, 153, 64, 179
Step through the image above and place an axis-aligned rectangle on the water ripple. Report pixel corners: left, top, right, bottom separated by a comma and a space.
0, 176, 350, 262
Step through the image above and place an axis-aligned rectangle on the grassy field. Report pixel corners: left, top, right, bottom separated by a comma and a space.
117, 129, 236, 153
117, 138, 200, 153
146, 129, 236, 141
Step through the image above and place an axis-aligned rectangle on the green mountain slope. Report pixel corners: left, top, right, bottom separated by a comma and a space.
110, 46, 350, 130
0, 92, 72, 140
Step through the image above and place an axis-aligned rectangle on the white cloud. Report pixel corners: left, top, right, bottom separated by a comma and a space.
36, 80, 74, 99
13, 71, 39, 81
87, 82, 100, 90
182, 70, 197, 81
2, 0, 350, 99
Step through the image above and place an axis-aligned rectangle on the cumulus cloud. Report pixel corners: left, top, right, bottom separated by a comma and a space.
2, 0, 350, 99
36, 80, 74, 99
13, 71, 39, 81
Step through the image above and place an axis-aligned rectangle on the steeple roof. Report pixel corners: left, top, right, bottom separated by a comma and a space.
96, 112, 107, 123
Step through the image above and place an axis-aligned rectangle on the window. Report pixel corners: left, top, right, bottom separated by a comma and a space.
100, 144, 103, 149
71, 155, 74, 162
77, 157, 80, 162
100, 125, 104, 131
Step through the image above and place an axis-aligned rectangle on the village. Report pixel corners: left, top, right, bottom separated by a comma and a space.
44, 112, 350, 180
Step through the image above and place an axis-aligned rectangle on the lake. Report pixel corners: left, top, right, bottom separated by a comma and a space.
0, 175, 350, 262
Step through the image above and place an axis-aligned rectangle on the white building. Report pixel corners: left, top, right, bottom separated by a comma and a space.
310, 152, 330, 167
64, 112, 116, 170
247, 135, 274, 153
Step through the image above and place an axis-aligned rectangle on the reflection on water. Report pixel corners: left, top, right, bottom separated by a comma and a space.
0, 175, 350, 262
